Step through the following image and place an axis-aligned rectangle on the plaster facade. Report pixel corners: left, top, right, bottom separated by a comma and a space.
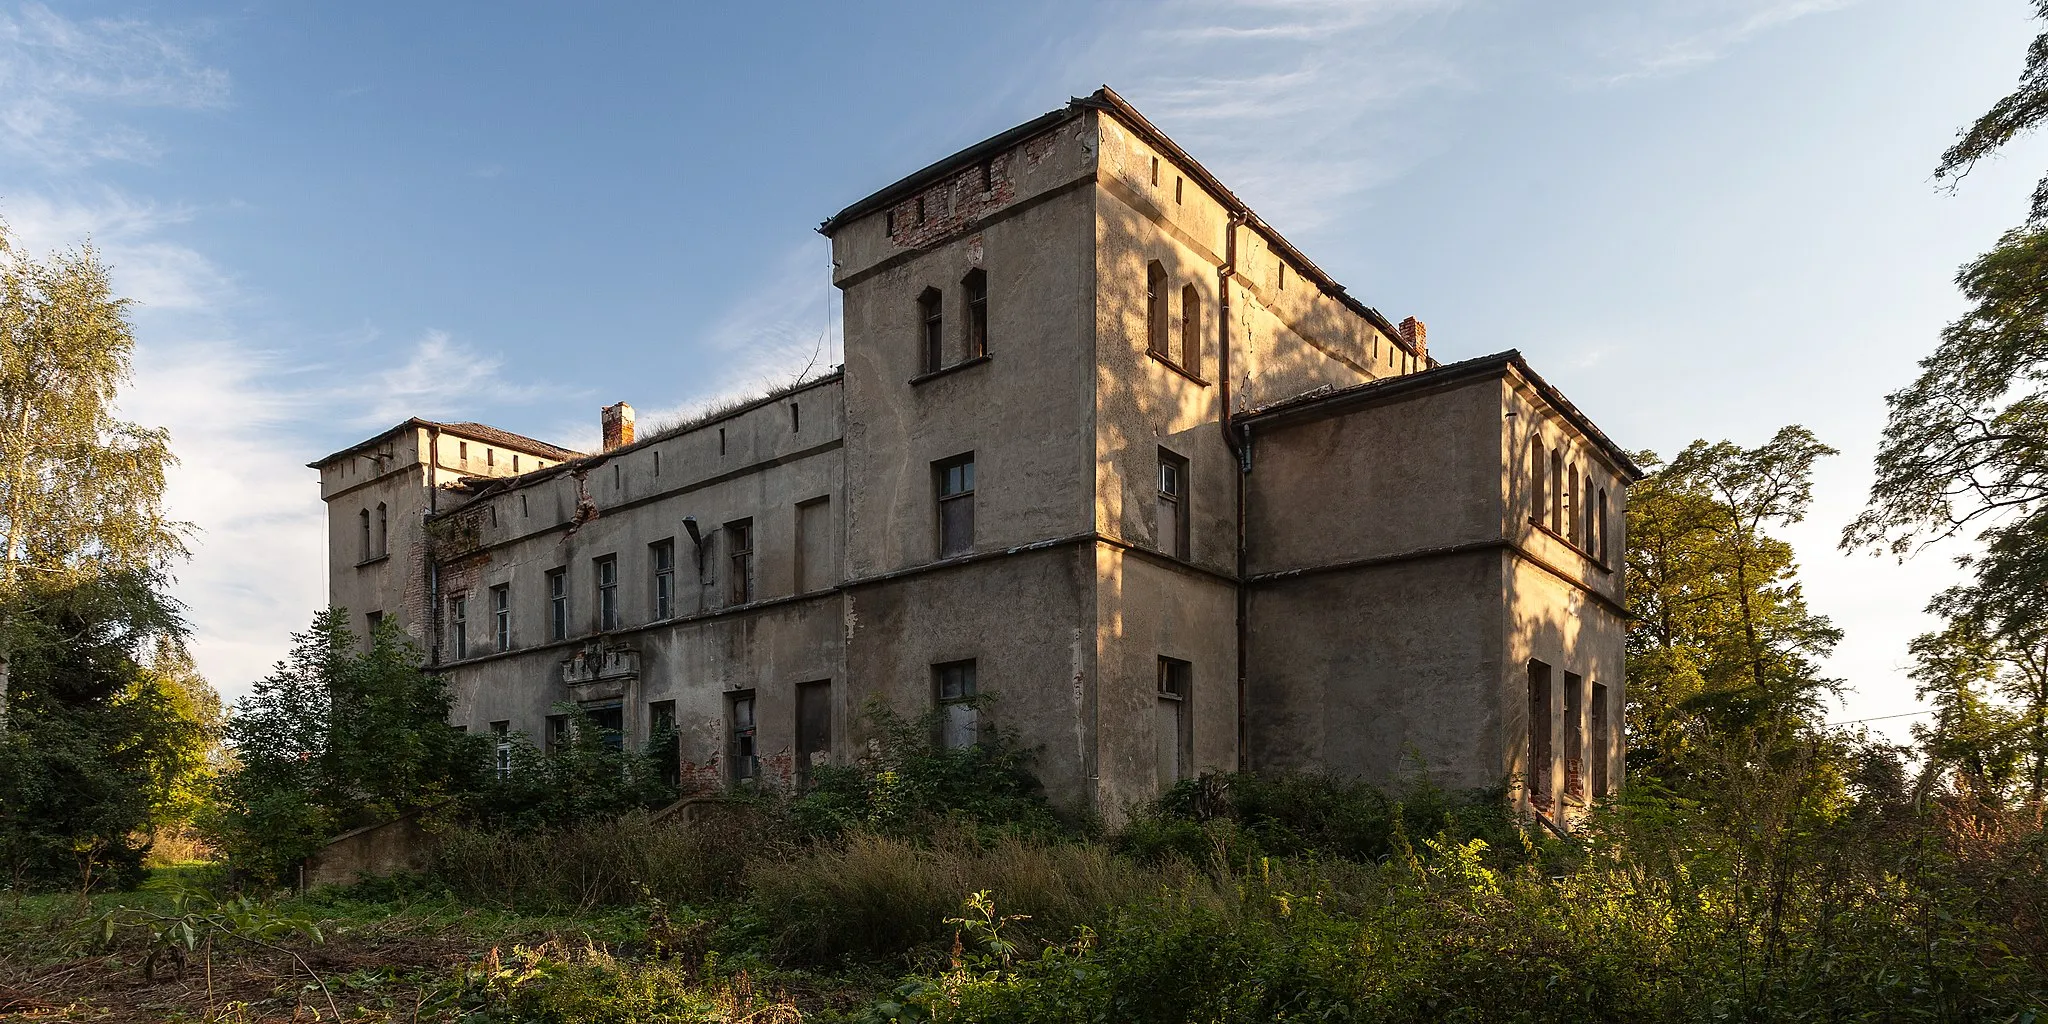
310, 89, 1639, 825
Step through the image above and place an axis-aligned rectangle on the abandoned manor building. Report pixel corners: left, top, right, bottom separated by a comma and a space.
311, 88, 1642, 823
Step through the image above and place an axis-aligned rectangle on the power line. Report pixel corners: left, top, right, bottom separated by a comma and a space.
1826, 710, 1933, 726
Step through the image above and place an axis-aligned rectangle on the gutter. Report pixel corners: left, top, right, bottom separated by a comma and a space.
1219, 212, 1251, 773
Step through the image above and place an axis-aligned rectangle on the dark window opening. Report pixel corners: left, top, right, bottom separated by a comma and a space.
718, 427, 726, 457
374, 503, 388, 557
651, 700, 680, 790
1157, 657, 1192, 787
914, 195, 926, 224
1149, 155, 1160, 186
652, 539, 676, 620
1180, 283, 1202, 376
547, 568, 568, 641
587, 703, 624, 752
653, 450, 661, 476
1174, 176, 1183, 204
1146, 261, 1170, 358
964, 268, 989, 358
1527, 661, 1553, 813
726, 519, 754, 604
596, 555, 619, 631
1565, 672, 1585, 802
359, 508, 371, 561
935, 454, 976, 558
546, 714, 568, 756
450, 594, 468, 660
796, 680, 832, 783
934, 660, 979, 749
1592, 683, 1611, 798
491, 584, 510, 651
1531, 438, 1547, 524
366, 610, 383, 633
1550, 448, 1565, 534
978, 157, 996, 193
1566, 464, 1581, 546
459, 441, 469, 464
487, 448, 495, 469
729, 691, 758, 783
790, 402, 801, 434
919, 287, 944, 374
1597, 489, 1610, 563
1157, 449, 1190, 559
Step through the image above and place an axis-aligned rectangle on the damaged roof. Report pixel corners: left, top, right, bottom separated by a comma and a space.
1241, 351, 1645, 482
817, 86, 1413, 357
307, 418, 583, 469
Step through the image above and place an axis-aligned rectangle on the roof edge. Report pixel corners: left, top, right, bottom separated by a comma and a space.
307, 418, 580, 470
1240, 352, 1644, 481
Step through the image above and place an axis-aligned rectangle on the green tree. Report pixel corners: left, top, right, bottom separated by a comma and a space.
1906, 588, 2048, 806
1626, 427, 1842, 784
0, 220, 215, 891
208, 610, 488, 885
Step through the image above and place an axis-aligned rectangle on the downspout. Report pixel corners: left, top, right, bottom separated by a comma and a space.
427, 425, 441, 667
1219, 212, 1249, 772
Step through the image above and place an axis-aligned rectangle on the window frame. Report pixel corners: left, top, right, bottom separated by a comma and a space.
547, 567, 569, 642
728, 690, 759, 783
596, 555, 620, 631
450, 593, 468, 660
933, 660, 980, 749
491, 584, 511, 651
918, 287, 944, 373
963, 268, 989, 359
1145, 261, 1170, 359
725, 519, 755, 605
934, 454, 976, 558
1157, 448, 1191, 560
652, 539, 676, 620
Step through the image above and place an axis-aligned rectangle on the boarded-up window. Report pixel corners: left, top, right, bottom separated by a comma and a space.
1564, 671, 1584, 801
796, 497, 835, 593
1157, 658, 1192, 789
728, 691, 757, 783
796, 680, 832, 782
1592, 683, 1611, 798
1180, 283, 1202, 376
726, 520, 754, 604
935, 455, 975, 558
1527, 660, 1553, 812
919, 287, 944, 374
935, 660, 978, 749
1146, 261, 1170, 358
1157, 449, 1190, 559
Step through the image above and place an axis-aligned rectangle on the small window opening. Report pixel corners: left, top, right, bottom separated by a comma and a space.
459, 441, 469, 464
935, 660, 979, 748
1180, 283, 1202, 376
718, 428, 726, 457
964, 268, 989, 359
374, 503, 388, 557
1565, 672, 1585, 802
886, 209, 896, 235
978, 157, 996, 193
790, 403, 801, 434
1146, 261, 1170, 358
1174, 176, 1183, 204
935, 454, 976, 558
1157, 657, 1193, 787
1530, 437, 1547, 523
1592, 683, 1611, 797
1149, 155, 1160, 186
919, 287, 944, 374
1527, 660, 1553, 812
521, 493, 530, 518
613, 462, 621, 491
546, 714, 568, 755
653, 450, 661, 476
487, 448, 495, 468
1550, 449, 1565, 533
651, 700, 680, 790
914, 195, 926, 224
729, 691, 758, 782
1566, 464, 1581, 545
513, 453, 521, 472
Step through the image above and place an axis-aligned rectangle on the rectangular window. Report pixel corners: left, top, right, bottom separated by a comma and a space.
1527, 661, 1553, 813
491, 584, 510, 651
796, 497, 834, 593
459, 441, 469, 464
653, 450, 661, 476
1564, 671, 1585, 802
548, 568, 569, 641
1566, 465, 1581, 546
450, 594, 468, 660
729, 690, 758, 783
1175, 176, 1183, 204
545, 714, 568, 756
513, 453, 521, 472
1592, 682, 1611, 798
1149, 155, 1160, 186
965, 269, 989, 358
596, 555, 619, 631
359, 508, 371, 562
652, 540, 676, 620
487, 448, 495, 469
651, 700, 680, 790
1146, 262, 1170, 358
366, 610, 383, 633
919, 288, 944, 373
796, 680, 832, 783
1549, 449, 1565, 534
935, 455, 976, 558
492, 721, 512, 779
1180, 284, 1202, 376
585, 703, 624, 752
934, 660, 979, 749
790, 402, 801, 434
1157, 450, 1190, 559
1597, 489, 1610, 563
725, 519, 754, 604
719, 427, 726, 457
1157, 657, 1192, 789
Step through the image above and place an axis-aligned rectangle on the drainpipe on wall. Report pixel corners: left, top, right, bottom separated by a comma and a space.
427, 424, 441, 667
1218, 212, 1250, 772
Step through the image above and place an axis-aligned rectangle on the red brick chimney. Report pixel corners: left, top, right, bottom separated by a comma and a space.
1398, 316, 1427, 364
601, 401, 634, 451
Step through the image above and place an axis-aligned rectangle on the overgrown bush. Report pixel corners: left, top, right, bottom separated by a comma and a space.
467, 704, 680, 833
790, 697, 1067, 840
433, 806, 775, 913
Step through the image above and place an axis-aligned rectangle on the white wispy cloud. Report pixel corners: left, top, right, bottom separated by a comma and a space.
0, 188, 231, 310
0, 2, 228, 170
345, 329, 556, 428
1574, 0, 1865, 86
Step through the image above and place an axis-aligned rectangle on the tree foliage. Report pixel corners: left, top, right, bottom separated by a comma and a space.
206, 610, 488, 885
1935, 0, 2048, 222
1626, 427, 1842, 784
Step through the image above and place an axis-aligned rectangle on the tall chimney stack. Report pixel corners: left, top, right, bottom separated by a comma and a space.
601, 401, 634, 451
1398, 316, 1427, 364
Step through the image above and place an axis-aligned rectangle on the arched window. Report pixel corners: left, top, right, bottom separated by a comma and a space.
375, 502, 388, 557
963, 269, 988, 358
1565, 466, 1579, 545
1180, 283, 1202, 377
1549, 448, 1565, 533
1597, 488, 1610, 563
1146, 261, 1170, 358
1584, 473, 1596, 553
359, 508, 371, 562
918, 287, 943, 373
1530, 438, 1546, 525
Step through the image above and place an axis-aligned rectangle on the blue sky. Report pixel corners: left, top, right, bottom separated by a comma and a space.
3, 0, 2043, 736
